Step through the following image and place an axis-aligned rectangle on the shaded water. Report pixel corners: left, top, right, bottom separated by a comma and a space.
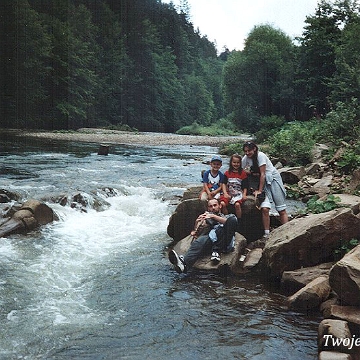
0, 133, 318, 359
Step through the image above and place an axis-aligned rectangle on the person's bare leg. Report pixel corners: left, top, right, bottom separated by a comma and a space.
279, 209, 288, 224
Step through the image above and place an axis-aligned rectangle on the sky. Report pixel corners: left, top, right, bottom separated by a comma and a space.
162, 0, 320, 52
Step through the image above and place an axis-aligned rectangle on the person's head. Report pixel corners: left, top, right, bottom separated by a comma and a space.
242, 141, 258, 159
207, 198, 221, 213
210, 155, 222, 172
229, 153, 242, 172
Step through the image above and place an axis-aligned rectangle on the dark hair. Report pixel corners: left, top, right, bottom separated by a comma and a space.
228, 153, 242, 173
243, 141, 259, 169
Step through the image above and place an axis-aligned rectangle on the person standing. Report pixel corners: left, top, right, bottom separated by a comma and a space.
168, 199, 237, 273
242, 141, 288, 238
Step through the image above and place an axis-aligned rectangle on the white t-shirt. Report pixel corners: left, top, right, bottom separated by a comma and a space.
242, 151, 276, 177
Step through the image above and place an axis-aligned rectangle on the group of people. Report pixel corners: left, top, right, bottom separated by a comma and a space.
169, 141, 289, 274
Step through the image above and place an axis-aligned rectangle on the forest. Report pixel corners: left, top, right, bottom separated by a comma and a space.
0, 0, 359, 135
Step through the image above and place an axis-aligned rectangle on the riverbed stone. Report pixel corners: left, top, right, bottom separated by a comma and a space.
262, 208, 360, 278
281, 262, 334, 295
347, 169, 360, 192
167, 199, 207, 241
333, 194, 360, 215
327, 305, 360, 327
311, 174, 334, 197
242, 248, 263, 270
171, 232, 247, 274
329, 245, 360, 306
321, 295, 340, 318
0, 199, 55, 237
319, 351, 354, 360
21, 199, 55, 225
287, 275, 331, 312
278, 166, 306, 184
182, 185, 203, 200
318, 319, 352, 353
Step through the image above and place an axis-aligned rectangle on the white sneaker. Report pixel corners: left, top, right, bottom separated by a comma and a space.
239, 248, 251, 263
169, 250, 186, 273
210, 251, 221, 263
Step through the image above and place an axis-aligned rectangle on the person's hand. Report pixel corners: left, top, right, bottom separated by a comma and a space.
205, 212, 214, 220
224, 193, 231, 199
196, 213, 207, 222
254, 190, 261, 197
242, 195, 247, 202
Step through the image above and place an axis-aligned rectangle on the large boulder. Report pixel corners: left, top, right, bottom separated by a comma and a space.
311, 174, 334, 197
171, 232, 247, 274
318, 319, 353, 353
287, 275, 331, 312
167, 199, 207, 241
281, 262, 334, 295
262, 208, 360, 278
167, 194, 264, 243
327, 305, 360, 326
278, 166, 306, 184
334, 194, 360, 215
347, 169, 360, 192
0, 199, 55, 237
329, 245, 360, 306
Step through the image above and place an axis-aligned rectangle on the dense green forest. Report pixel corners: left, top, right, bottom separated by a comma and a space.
0, 0, 359, 134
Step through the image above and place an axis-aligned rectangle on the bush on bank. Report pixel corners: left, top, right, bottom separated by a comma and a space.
219, 101, 360, 174
176, 118, 241, 136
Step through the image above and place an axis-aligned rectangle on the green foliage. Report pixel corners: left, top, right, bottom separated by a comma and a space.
223, 25, 295, 132
255, 115, 286, 142
334, 238, 359, 260
305, 194, 342, 214
285, 184, 305, 200
266, 121, 317, 166
105, 124, 138, 132
2, 0, 360, 139
176, 119, 240, 136
318, 99, 360, 144
337, 146, 360, 174
2, 0, 222, 132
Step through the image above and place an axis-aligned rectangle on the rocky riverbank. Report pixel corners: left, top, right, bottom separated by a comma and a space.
167, 144, 360, 360
16, 128, 250, 147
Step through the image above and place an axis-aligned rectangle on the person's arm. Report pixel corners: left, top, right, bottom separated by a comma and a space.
202, 171, 212, 198
203, 183, 212, 198
212, 185, 222, 196
205, 212, 226, 224
222, 174, 230, 198
255, 164, 266, 196
242, 174, 248, 199
190, 213, 208, 237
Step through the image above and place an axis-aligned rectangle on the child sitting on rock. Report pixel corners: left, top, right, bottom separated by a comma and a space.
199, 155, 225, 201
220, 153, 248, 218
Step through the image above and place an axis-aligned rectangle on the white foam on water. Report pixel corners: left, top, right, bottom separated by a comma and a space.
3, 186, 171, 331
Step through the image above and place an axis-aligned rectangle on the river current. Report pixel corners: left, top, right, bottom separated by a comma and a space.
0, 133, 319, 359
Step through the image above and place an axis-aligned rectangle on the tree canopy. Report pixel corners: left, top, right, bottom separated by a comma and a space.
0, 0, 359, 134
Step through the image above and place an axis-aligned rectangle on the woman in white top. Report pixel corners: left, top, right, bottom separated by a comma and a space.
242, 141, 288, 238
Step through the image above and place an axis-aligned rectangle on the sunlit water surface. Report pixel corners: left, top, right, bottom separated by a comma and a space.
0, 133, 318, 359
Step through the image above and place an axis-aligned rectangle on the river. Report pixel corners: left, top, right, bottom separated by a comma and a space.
0, 133, 319, 359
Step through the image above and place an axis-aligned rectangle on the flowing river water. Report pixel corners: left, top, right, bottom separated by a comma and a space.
0, 133, 319, 359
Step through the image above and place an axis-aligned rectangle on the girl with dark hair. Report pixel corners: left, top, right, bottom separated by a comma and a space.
242, 142, 288, 238
220, 154, 248, 219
